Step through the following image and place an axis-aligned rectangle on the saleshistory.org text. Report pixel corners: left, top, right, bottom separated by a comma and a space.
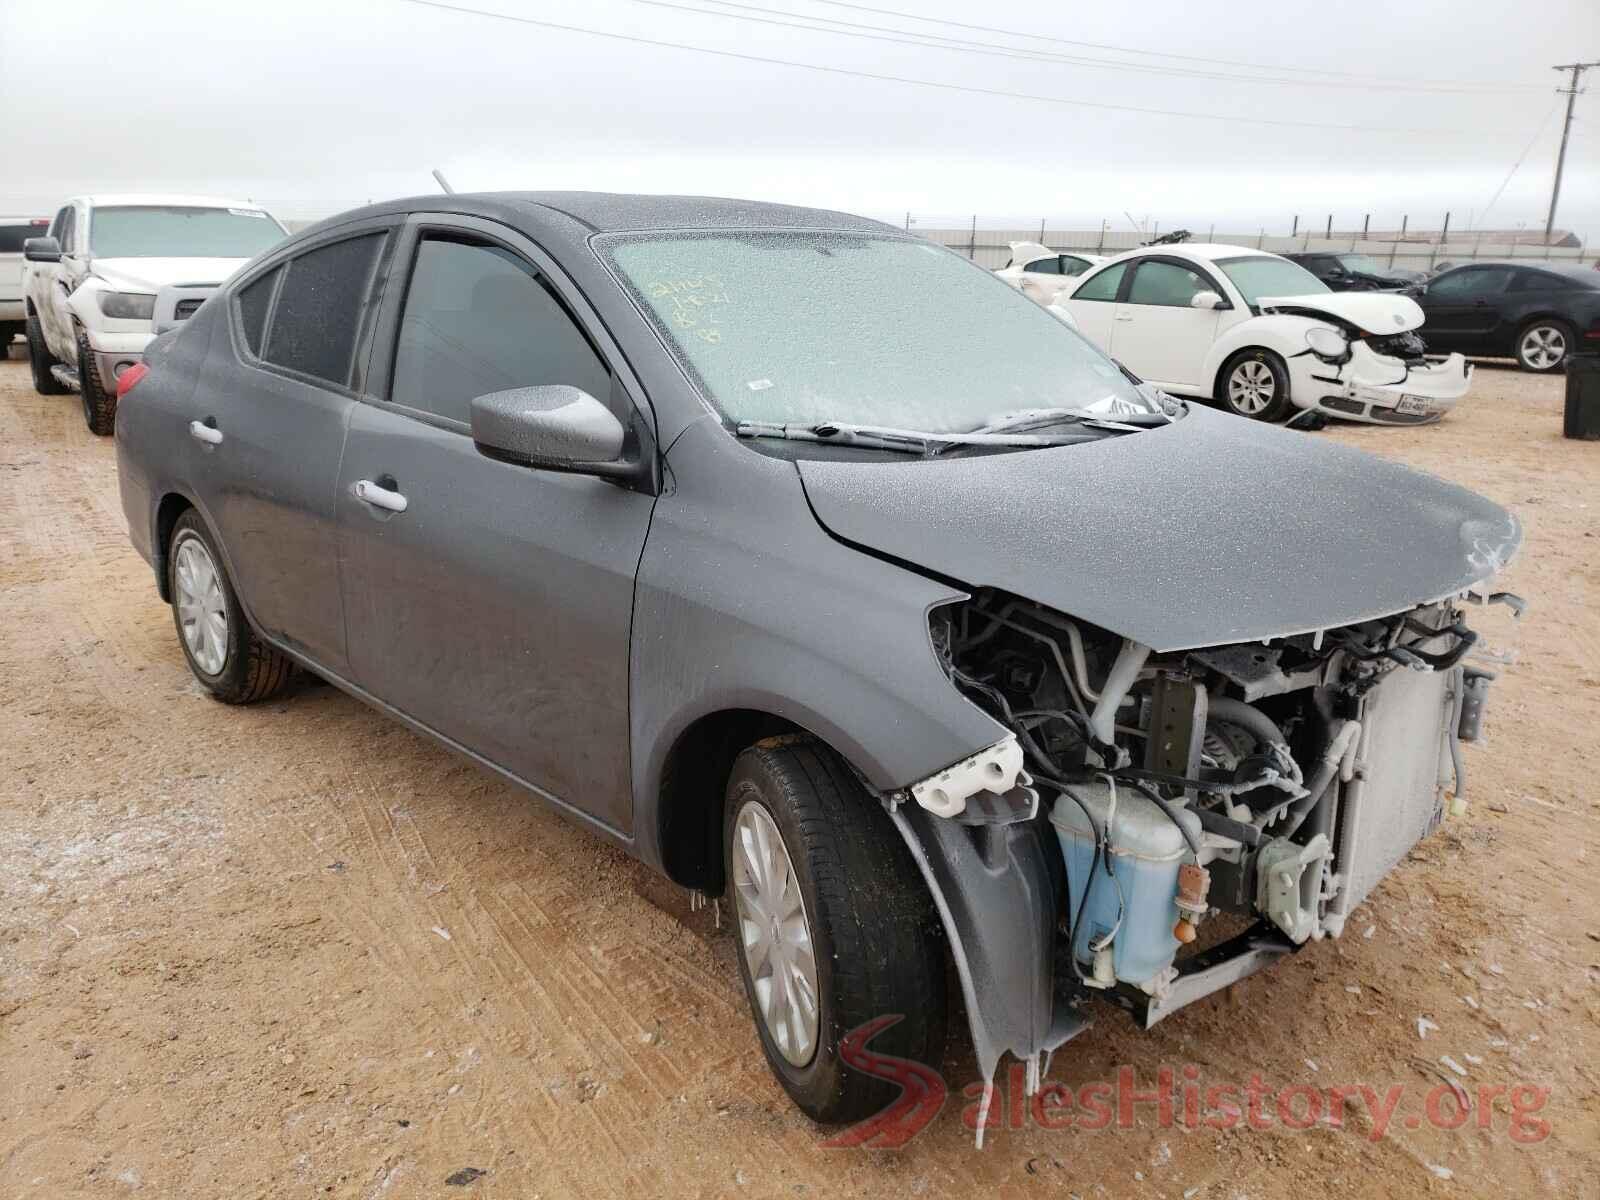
823, 1016, 1552, 1150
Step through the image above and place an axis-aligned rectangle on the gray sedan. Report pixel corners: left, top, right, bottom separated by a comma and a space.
115, 192, 1520, 1132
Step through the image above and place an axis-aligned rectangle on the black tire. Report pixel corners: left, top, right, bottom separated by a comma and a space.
1217, 348, 1294, 422
166, 510, 295, 704
26, 314, 68, 395
76, 328, 117, 435
723, 734, 948, 1124
1515, 317, 1573, 373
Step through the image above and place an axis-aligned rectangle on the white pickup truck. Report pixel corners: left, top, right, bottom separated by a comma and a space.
22, 194, 286, 433
2, 217, 50, 350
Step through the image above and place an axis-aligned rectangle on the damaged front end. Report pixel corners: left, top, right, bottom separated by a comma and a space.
892, 586, 1520, 1127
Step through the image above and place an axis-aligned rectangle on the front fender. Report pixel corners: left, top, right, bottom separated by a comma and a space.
630, 417, 1007, 869
1201, 313, 1324, 394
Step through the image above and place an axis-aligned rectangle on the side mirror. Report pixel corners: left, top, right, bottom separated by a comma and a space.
1190, 290, 1225, 310
1326, 266, 1346, 278
470, 385, 628, 474
23, 236, 61, 263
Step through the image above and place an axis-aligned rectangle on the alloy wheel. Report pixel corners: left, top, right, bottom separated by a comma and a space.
174, 535, 229, 676
1228, 359, 1276, 415
1520, 325, 1566, 370
731, 800, 820, 1067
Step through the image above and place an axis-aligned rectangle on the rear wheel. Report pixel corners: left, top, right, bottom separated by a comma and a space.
167, 510, 295, 704
26, 314, 68, 395
1516, 319, 1572, 373
724, 735, 948, 1124
1218, 349, 1293, 422
76, 328, 117, 435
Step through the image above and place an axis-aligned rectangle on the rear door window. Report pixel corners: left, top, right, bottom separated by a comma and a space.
389, 235, 611, 427
264, 233, 386, 387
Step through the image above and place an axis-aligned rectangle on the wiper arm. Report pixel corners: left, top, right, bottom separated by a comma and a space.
734, 420, 1085, 455
968, 406, 1166, 435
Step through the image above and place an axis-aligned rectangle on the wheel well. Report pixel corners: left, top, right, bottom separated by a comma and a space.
154, 493, 194, 601
657, 709, 802, 893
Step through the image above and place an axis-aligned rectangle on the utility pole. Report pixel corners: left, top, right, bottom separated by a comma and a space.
1546, 61, 1599, 241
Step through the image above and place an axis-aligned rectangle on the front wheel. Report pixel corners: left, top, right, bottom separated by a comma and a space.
26, 314, 68, 395
76, 328, 117, 435
1218, 349, 1294, 422
1516, 319, 1572, 373
724, 735, 948, 1124
167, 510, 295, 704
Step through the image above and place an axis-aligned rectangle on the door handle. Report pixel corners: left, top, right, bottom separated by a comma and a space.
1113, 313, 1134, 322
353, 478, 408, 513
189, 419, 223, 445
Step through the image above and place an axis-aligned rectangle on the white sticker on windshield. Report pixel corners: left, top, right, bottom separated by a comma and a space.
228, 208, 268, 218
747, 378, 773, 391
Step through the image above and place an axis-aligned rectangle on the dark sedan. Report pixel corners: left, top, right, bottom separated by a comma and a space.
1409, 260, 1600, 372
1283, 251, 1423, 292
113, 192, 1518, 1134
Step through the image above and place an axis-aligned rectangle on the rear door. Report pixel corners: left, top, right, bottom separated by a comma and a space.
1416, 265, 1515, 350
1106, 257, 1225, 390
186, 217, 400, 675
335, 215, 658, 834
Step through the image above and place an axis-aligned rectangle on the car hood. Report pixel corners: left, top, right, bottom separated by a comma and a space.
1257, 290, 1425, 334
795, 405, 1519, 652
90, 256, 250, 294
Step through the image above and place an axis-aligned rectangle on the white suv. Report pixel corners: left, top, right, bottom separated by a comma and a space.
23, 194, 286, 433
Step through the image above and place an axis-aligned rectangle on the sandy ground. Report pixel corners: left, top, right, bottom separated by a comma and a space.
1, 349, 1597, 1199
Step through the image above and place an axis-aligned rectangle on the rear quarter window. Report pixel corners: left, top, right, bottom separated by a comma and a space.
234, 266, 281, 358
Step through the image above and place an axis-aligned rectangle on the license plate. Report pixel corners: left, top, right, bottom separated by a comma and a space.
1394, 394, 1433, 415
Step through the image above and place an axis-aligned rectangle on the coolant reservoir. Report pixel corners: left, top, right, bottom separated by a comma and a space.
1049, 781, 1201, 993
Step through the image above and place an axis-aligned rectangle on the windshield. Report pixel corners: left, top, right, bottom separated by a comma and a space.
1215, 256, 1329, 305
605, 232, 1153, 433
89, 206, 286, 259
1336, 254, 1387, 274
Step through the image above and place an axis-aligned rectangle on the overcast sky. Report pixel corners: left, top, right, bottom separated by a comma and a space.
3, 0, 1596, 239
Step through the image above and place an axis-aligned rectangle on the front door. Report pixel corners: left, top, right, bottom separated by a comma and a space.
1418, 265, 1515, 350
1107, 258, 1225, 390
336, 218, 657, 834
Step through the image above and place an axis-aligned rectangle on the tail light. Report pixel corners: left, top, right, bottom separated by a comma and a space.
116, 362, 149, 400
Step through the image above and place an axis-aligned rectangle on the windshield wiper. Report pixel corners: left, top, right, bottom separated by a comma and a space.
735, 420, 1088, 456
967, 405, 1169, 435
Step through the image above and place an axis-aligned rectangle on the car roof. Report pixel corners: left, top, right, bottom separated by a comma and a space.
305, 191, 904, 237
1103, 242, 1281, 265
71, 194, 273, 211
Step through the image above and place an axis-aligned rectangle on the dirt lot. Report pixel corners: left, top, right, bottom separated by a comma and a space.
1, 350, 1597, 1198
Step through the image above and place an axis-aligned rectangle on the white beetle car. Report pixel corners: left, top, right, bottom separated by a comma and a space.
1052, 244, 1472, 424
994, 241, 1104, 305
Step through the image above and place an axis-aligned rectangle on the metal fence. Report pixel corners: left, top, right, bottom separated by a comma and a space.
914, 221, 1598, 274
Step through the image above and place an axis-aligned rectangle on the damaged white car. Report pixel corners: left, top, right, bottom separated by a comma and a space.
1052, 243, 1472, 424
994, 240, 1104, 305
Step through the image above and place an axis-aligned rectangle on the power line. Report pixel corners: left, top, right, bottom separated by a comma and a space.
395, 0, 1455, 133
792, 0, 1547, 90
678, 0, 1545, 94
1478, 98, 1560, 225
